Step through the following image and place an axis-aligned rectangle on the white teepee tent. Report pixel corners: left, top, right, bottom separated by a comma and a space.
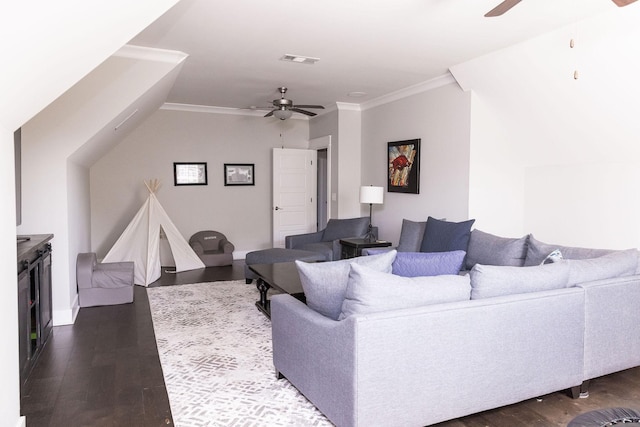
103, 180, 205, 286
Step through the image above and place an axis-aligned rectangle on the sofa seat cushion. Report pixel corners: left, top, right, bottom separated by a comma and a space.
392, 250, 466, 277
295, 250, 397, 320
420, 216, 475, 253
297, 242, 333, 261
465, 230, 529, 270
338, 263, 471, 319
92, 262, 134, 289
469, 262, 570, 299
566, 249, 638, 286
524, 235, 618, 266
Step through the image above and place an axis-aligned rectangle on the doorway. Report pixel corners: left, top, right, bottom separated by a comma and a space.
309, 135, 332, 231
317, 149, 328, 231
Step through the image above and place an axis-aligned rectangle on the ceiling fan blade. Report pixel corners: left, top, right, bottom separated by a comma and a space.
293, 105, 325, 109
612, 0, 637, 6
264, 110, 275, 118
291, 108, 317, 117
485, 0, 522, 17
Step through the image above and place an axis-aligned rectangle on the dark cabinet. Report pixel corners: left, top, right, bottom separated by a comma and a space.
17, 234, 53, 389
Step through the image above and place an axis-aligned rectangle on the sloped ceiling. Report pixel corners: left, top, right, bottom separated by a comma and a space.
127, 0, 635, 115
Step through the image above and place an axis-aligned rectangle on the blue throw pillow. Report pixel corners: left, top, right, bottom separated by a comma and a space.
420, 216, 475, 253
392, 251, 466, 277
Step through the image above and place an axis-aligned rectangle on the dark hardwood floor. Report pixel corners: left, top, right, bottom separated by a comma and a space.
20, 260, 246, 427
20, 259, 640, 426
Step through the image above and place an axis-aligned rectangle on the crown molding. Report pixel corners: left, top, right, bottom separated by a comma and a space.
335, 102, 361, 112
360, 72, 457, 111
115, 44, 189, 64
160, 103, 309, 120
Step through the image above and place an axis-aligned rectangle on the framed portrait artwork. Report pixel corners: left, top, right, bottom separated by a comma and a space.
388, 139, 420, 194
224, 163, 255, 186
174, 162, 208, 186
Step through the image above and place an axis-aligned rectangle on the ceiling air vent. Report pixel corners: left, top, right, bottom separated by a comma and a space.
280, 54, 319, 65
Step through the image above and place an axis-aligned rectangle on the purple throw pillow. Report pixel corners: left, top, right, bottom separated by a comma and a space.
392, 251, 466, 277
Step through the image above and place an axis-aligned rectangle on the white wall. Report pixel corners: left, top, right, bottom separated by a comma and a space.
360, 81, 472, 245
1, 2, 181, 425
451, 6, 640, 248
18, 51, 185, 325
0, 127, 21, 427
90, 109, 310, 258
336, 105, 363, 218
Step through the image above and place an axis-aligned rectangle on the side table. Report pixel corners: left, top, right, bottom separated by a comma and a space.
339, 238, 392, 259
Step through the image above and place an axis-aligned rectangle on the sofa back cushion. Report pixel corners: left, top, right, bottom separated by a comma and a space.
396, 219, 427, 252
524, 235, 617, 266
322, 217, 369, 242
420, 217, 475, 253
295, 250, 397, 320
469, 262, 570, 299
565, 249, 638, 286
465, 230, 529, 270
392, 251, 466, 277
339, 263, 471, 319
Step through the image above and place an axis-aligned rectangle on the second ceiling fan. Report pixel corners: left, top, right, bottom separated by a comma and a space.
485, 0, 637, 17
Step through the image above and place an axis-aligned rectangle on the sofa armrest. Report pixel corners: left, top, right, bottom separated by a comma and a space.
577, 274, 640, 380
221, 239, 235, 254
271, 294, 357, 427
76, 253, 97, 290
285, 230, 324, 249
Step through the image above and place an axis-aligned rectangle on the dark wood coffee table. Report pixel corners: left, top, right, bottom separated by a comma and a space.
249, 262, 305, 318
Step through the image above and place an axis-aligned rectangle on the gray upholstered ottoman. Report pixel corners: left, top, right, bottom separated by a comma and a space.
244, 248, 326, 283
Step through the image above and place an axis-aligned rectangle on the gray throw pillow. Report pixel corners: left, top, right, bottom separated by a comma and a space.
566, 249, 638, 286
397, 219, 427, 252
295, 250, 397, 320
338, 263, 471, 319
420, 217, 475, 253
469, 262, 570, 299
524, 235, 616, 266
465, 230, 529, 270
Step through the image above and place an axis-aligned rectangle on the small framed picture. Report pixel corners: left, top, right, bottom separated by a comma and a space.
224, 163, 255, 186
174, 162, 208, 186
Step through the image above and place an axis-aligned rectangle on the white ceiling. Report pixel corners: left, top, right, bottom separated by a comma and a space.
129, 0, 623, 116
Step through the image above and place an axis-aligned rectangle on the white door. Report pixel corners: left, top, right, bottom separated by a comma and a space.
272, 148, 317, 248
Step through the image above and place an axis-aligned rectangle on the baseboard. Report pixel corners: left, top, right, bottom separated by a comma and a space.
233, 250, 251, 260
53, 293, 80, 326
15, 416, 26, 427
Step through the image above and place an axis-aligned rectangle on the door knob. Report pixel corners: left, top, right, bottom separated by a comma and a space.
274, 206, 282, 210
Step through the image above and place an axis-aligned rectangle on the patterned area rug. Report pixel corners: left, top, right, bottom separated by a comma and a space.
147, 281, 332, 427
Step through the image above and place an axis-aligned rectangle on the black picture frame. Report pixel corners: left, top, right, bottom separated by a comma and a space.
174, 162, 208, 186
224, 163, 255, 186
388, 139, 420, 194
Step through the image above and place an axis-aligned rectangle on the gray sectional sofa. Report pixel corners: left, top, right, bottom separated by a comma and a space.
271, 218, 640, 427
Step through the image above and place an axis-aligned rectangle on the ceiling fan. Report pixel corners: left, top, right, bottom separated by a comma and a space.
252, 87, 325, 120
485, 0, 637, 17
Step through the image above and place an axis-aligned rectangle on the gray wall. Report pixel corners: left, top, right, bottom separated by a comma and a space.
90, 109, 310, 258
360, 82, 472, 245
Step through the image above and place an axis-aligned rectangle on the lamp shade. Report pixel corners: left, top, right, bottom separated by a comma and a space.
360, 186, 384, 204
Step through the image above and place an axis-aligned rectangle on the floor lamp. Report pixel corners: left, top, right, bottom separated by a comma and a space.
360, 185, 384, 242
